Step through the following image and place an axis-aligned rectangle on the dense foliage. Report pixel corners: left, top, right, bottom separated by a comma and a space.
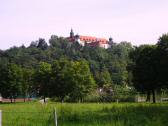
129, 34, 168, 103
0, 36, 133, 102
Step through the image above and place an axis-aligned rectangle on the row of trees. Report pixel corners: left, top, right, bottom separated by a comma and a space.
0, 63, 33, 102
129, 34, 168, 103
36, 59, 95, 102
0, 58, 95, 102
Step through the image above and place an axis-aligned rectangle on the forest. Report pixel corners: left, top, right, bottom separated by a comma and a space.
0, 34, 168, 103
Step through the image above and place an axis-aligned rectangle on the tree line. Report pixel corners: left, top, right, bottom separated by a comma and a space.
1, 34, 168, 103
0, 35, 132, 102
0, 59, 95, 103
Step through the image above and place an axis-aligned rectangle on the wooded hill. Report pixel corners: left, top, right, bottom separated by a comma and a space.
0, 35, 133, 102
1, 34, 168, 103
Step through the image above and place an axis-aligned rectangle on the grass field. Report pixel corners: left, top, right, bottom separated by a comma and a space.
0, 102, 168, 126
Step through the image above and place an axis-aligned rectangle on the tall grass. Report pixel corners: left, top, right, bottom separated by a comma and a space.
0, 102, 54, 126
56, 103, 168, 126
0, 102, 168, 126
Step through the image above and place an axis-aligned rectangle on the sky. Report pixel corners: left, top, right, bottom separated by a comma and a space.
0, 0, 168, 50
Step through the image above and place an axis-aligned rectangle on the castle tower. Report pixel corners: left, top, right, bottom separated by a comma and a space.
70, 28, 74, 38
109, 37, 113, 45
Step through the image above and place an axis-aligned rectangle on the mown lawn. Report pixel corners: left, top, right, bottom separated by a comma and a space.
0, 102, 168, 126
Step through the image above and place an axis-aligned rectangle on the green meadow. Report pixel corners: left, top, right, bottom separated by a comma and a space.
0, 102, 168, 126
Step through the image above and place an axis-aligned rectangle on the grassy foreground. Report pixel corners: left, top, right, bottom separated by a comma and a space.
0, 102, 168, 126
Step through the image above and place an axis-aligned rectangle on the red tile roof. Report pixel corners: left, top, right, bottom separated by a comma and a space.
79, 36, 108, 44
66, 35, 108, 48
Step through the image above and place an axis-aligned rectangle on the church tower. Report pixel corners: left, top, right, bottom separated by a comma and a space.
109, 37, 113, 45
70, 28, 74, 38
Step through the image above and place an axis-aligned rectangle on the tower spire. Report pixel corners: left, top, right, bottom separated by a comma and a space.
70, 28, 74, 38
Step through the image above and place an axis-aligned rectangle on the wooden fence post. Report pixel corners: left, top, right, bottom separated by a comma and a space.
0, 110, 2, 126
54, 108, 57, 126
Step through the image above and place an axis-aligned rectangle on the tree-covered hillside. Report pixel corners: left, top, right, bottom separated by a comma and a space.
0, 35, 133, 102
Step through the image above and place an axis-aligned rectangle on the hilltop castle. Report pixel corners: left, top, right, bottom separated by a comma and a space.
66, 29, 113, 49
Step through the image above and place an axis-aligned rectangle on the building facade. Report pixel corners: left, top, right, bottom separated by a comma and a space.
67, 29, 113, 49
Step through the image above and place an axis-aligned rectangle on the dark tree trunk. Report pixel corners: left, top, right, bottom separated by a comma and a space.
79, 98, 83, 103
61, 97, 64, 103
10, 98, 12, 103
10, 95, 13, 103
146, 91, 151, 102
152, 89, 156, 103
44, 95, 46, 103
24, 96, 26, 102
81, 98, 83, 103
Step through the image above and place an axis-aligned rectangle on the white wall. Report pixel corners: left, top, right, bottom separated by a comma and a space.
76, 39, 85, 46
99, 43, 110, 49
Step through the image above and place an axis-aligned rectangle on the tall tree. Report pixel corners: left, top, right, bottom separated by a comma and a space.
21, 68, 34, 102
131, 45, 159, 103
69, 60, 96, 102
35, 62, 51, 103
95, 70, 112, 87
157, 34, 168, 89
37, 38, 48, 50
0, 63, 23, 102
51, 58, 73, 102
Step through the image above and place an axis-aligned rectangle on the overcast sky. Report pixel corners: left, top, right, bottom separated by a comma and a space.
0, 0, 168, 49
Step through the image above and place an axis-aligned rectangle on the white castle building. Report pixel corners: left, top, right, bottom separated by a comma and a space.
66, 29, 113, 49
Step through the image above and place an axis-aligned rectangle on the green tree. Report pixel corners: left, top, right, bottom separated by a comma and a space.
51, 58, 73, 102
51, 58, 95, 102
35, 62, 51, 103
21, 68, 34, 102
131, 45, 159, 103
0, 63, 23, 103
157, 34, 168, 89
157, 34, 168, 50
95, 70, 112, 87
69, 60, 96, 102
37, 38, 48, 50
